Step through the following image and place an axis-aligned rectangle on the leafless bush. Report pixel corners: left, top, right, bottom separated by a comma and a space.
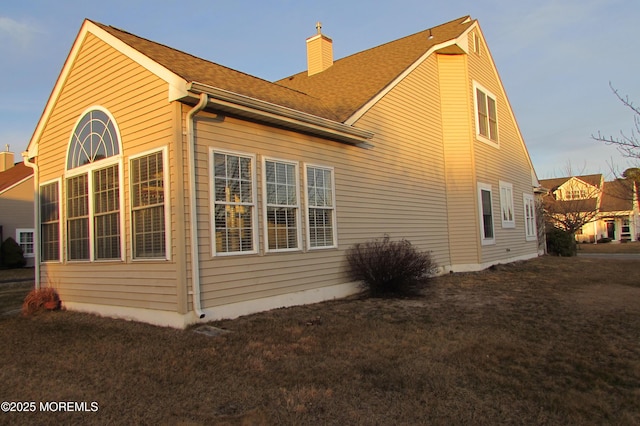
346, 235, 438, 297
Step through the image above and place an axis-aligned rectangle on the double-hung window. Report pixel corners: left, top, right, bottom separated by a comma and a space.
40, 180, 60, 262
16, 229, 34, 258
212, 150, 256, 255
499, 181, 515, 228
523, 194, 537, 241
305, 165, 337, 249
65, 107, 122, 261
264, 158, 300, 251
478, 183, 495, 245
131, 150, 168, 259
474, 82, 498, 146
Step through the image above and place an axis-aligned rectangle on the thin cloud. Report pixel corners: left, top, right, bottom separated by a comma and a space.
0, 16, 43, 49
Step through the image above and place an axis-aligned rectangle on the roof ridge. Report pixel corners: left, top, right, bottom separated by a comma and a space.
277, 15, 472, 81
91, 20, 324, 102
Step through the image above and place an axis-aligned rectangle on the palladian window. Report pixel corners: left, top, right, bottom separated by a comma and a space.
65, 107, 122, 261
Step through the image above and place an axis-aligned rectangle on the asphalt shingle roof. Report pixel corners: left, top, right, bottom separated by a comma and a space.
93, 16, 474, 124
0, 163, 33, 194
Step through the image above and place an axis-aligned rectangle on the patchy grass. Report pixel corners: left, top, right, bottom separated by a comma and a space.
0, 256, 639, 424
577, 240, 640, 253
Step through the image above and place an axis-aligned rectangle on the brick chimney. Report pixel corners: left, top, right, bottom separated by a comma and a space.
0, 145, 14, 172
306, 22, 333, 76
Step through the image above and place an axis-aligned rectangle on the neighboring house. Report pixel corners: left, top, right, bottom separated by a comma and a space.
540, 174, 640, 242
0, 150, 35, 266
25, 16, 541, 327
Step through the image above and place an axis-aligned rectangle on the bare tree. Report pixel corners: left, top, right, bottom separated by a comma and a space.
592, 83, 640, 159
542, 178, 601, 236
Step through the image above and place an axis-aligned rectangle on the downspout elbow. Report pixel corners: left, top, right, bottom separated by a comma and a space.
186, 94, 208, 319
22, 152, 40, 290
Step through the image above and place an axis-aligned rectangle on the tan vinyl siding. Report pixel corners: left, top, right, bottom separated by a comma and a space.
0, 178, 34, 243
437, 54, 480, 265
192, 54, 452, 308
467, 28, 538, 264
36, 33, 179, 311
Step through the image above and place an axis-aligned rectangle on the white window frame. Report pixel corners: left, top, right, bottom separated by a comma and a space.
499, 181, 515, 229
473, 81, 499, 148
64, 157, 125, 262
304, 164, 338, 250
39, 178, 62, 263
16, 228, 35, 258
129, 147, 171, 261
263, 157, 302, 253
478, 182, 495, 245
523, 193, 537, 242
210, 148, 258, 256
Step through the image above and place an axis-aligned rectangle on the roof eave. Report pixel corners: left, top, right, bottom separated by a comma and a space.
187, 82, 375, 147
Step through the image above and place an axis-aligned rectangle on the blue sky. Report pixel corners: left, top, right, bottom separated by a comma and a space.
1, 0, 638, 178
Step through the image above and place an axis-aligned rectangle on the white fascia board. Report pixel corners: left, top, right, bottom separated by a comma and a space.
188, 82, 374, 146
26, 19, 188, 158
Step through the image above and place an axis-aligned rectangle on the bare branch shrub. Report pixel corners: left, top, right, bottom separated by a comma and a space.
346, 235, 438, 297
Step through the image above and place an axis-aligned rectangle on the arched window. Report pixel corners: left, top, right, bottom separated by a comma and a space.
67, 109, 120, 169
65, 107, 122, 261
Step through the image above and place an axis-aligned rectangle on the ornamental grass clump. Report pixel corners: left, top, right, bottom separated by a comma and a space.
346, 235, 438, 297
22, 287, 61, 316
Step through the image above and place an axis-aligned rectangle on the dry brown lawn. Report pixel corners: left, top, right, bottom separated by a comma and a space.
1, 256, 639, 425
577, 240, 640, 253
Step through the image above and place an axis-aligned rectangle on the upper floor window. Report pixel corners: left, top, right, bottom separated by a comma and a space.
474, 82, 498, 147
65, 107, 122, 261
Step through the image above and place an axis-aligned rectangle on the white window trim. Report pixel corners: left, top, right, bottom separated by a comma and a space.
64, 156, 125, 262
262, 157, 302, 253
473, 81, 499, 148
523, 193, 537, 242
39, 178, 62, 263
129, 147, 171, 261
209, 148, 258, 257
16, 228, 35, 258
499, 181, 515, 229
478, 182, 496, 246
65, 105, 121, 171
304, 163, 338, 250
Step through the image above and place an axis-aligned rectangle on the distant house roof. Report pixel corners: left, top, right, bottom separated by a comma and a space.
538, 174, 603, 192
600, 180, 635, 213
93, 16, 474, 124
0, 163, 33, 194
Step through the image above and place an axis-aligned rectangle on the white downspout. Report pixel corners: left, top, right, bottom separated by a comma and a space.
186, 93, 208, 319
22, 153, 40, 289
